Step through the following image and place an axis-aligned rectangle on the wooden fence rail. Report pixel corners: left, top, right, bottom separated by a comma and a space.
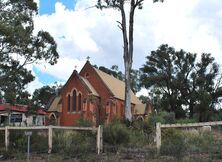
0, 125, 103, 154
156, 121, 222, 154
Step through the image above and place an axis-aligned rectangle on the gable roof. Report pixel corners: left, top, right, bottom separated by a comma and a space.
80, 76, 99, 97
61, 70, 99, 97
94, 68, 141, 104
47, 96, 62, 112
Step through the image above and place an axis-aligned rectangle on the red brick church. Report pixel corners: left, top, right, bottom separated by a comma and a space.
47, 61, 150, 126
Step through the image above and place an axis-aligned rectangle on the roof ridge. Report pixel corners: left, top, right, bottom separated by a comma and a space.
94, 67, 125, 84
94, 67, 141, 104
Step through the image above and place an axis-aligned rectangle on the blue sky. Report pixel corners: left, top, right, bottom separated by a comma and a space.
33, 66, 64, 85
39, 0, 77, 15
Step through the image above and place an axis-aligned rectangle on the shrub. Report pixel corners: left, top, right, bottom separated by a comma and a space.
148, 111, 176, 127
176, 118, 197, 124
9, 130, 48, 153
9, 130, 26, 152
75, 116, 93, 127
129, 120, 154, 146
161, 128, 187, 161
184, 129, 216, 153
64, 132, 95, 157
103, 119, 130, 150
52, 130, 96, 157
31, 131, 48, 153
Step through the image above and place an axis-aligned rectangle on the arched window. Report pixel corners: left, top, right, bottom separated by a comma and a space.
72, 90, 77, 112
67, 95, 71, 112
78, 94, 82, 111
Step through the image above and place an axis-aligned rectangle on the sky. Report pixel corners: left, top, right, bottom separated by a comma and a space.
28, 0, 222, 95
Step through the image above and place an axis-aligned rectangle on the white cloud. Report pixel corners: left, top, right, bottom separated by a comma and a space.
33, 0, 222, 86
35, 57, 86, 80
136, 88, 149, 97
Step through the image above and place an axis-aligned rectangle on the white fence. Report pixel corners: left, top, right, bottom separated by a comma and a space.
0, 125, 103, 154
156, 121, 222, 154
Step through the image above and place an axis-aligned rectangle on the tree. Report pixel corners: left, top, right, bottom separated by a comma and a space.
98, 65, 124, 80
32, 84, 62, 108
140, 44, 222, 121
0, 0, 59, 103
97, 0, 163, 122
130, 69, 141, 93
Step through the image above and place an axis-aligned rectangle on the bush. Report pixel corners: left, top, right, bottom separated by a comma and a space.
103, 119, 130, 150
75, 116, 93, 127
132, 120, 153, 134
9, 130, 48, 153
176, 118, 197, 124
184, 129, 216, 153
65, 132, 95, 157
129, 120, 154, 146
9, 130, 26, 152
52, 130, 96, 157
31, 131, 48, 153
161, 128, 187, 161
148, 111, 176, 127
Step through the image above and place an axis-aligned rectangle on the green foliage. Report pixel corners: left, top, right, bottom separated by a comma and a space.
184, 129, 216, 153
32, 84, 62, 109
75, 116, 93, 127
139, 95, 149, 104
148, 111, 176, 127
160, 128, 222, 161
9, 130, 48, 153
129, 120, 154, 146
176, 118, 197, 124
0, 0, 59, 104
103, 119, 130, 147
98, 65, 124, 81
52, 130, 96, 158
161, 128, 187, 161
140, 44, 222, 120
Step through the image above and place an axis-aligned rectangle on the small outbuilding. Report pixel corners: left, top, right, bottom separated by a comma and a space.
0, 103, 46, 126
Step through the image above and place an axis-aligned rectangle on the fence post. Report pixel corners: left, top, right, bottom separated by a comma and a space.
100, 125, 103, 153
5, 126, 9, 151
156, 122, 161, 155
48, 126, 53, 153
97, 125, 103, 154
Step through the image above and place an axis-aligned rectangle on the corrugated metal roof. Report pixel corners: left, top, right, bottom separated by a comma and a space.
133, 104, 146, 114
47, 96, 62, 112
94, 68, 141, 104
0, 104, 46, 115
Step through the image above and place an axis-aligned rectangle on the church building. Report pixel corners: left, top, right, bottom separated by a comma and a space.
47, 61, 149, 126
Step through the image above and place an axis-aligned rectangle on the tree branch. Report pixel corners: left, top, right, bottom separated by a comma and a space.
116, 20, 123, 30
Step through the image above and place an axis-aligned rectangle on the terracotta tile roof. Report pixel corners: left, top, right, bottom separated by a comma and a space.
80, 76, 99, 97
94, 68, 141, 104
